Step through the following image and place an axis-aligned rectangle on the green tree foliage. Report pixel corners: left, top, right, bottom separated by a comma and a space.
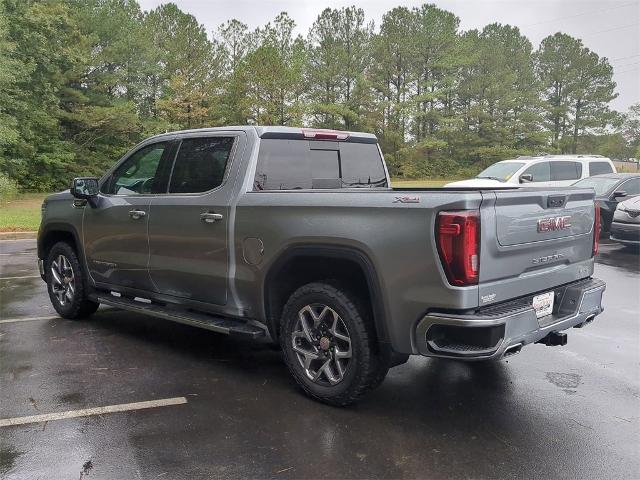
306, 7, 373, 130
0, 0, 21, 149
0, 0, 84, 190
241, 13, 306, 125
0, 1, 627, 190
535, 33, 617, 154
146, 3, 223, 129
622, 103, 640, 158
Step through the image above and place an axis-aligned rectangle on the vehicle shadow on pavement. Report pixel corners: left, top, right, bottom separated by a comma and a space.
596, 242, 639, 274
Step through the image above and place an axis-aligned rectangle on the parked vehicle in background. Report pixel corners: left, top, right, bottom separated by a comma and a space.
38, 127, 606, 405
446, 155, 616, 188
572, 174, 640, 233
610, 196, 640, 247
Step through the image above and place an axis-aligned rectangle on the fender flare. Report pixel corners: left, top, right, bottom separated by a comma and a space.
38, 222, 93, 286
262, 244, 389, 344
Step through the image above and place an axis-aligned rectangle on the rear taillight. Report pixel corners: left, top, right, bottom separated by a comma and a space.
593, 202, 601, 256
436, 210, 480, 286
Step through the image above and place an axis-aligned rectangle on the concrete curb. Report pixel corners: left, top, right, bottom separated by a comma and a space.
0, 231, 37, 240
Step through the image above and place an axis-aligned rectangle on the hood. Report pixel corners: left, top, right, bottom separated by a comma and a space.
445, 178, 511, 188
618, 195, 640, 210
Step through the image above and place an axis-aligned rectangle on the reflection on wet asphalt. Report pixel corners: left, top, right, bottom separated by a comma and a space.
0, 240, 638, 479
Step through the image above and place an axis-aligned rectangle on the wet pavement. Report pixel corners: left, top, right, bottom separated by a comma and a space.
1, 239, 638, 479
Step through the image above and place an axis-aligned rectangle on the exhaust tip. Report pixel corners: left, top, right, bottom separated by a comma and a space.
574, 314, 597, 329
503, 343, 522, 358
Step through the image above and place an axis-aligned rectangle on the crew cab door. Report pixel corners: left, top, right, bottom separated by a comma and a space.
147, 133, 243, 305
83, 140, 175, 291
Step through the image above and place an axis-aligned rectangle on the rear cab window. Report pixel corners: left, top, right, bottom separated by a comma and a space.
253, 139, 388, 190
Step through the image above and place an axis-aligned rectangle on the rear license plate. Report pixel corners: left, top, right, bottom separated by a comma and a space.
532, 291, 555, 318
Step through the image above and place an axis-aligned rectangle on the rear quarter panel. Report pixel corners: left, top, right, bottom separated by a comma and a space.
233, 189, 484, 354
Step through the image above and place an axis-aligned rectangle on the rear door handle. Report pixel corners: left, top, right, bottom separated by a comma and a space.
200, 212, 224, 223
129, 209, 146, 220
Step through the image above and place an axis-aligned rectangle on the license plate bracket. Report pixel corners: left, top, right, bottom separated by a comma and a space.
532, 291, 555, 318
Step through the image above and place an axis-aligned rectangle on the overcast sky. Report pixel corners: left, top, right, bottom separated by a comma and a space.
138, 0, 639, 112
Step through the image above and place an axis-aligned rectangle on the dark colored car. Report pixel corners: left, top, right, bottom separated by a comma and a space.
573, 173, 640, 233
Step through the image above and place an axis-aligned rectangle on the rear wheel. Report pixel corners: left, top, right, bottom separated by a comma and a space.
280, 282, 387, 406
46, 242, 99, 319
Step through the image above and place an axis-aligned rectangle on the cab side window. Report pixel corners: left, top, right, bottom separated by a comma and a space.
168, 137, 234, 194
550, 161, 582, 181
102, 142, 170, 195
589, 161, 614, 176
522, 162, 550, 182
620, 178, 640, 196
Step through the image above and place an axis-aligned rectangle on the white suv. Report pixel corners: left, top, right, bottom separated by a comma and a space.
446, 155, 617, 188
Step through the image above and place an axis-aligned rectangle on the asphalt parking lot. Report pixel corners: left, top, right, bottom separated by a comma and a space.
1, 239, 638, 479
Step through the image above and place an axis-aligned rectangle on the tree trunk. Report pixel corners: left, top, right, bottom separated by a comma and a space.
572, 99, 582, 154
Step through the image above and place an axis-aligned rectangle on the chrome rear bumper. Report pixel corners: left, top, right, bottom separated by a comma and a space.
415, 277, 606, 360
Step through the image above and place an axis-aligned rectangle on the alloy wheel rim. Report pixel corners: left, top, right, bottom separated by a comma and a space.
50, 254, 75, 306
291, 304, 352, 386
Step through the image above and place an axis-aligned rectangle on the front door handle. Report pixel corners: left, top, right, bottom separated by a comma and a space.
129, 209, 146, 220
200, 212, 224, 223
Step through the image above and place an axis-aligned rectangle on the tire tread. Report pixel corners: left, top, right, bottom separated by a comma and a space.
280, 281, 388, 406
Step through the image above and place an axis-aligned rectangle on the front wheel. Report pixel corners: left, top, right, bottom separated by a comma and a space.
45, 242, 99, 319
280, 282, 387, 406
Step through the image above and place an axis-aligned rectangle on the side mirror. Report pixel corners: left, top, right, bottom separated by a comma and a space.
612, 190, 627, 199
519, 174, 533, 183
71, 177, 99, 199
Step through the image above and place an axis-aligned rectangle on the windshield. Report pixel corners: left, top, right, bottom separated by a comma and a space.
476, 162, 525, 182
573, 177, 619, 196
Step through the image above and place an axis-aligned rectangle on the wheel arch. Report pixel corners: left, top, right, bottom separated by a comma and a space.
38, 223, 82, 260
262, 244, 389, 345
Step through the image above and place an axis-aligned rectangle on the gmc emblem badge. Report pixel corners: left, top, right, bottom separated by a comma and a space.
537, 216, 572, 232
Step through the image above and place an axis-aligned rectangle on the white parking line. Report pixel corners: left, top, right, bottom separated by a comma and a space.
0, 397, 188, 427
0, 275, 41, 280
0, 315, 59, 324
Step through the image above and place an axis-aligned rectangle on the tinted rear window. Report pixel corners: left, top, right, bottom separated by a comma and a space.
253, 139, 388, 190
589, 161, 614, 176
550, 161, 582, 181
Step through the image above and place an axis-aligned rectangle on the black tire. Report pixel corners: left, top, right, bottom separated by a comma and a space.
45, 242, 99, 319
279, 281, 388, 406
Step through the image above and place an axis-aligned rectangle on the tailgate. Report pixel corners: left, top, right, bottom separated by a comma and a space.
478, 188, 596, 306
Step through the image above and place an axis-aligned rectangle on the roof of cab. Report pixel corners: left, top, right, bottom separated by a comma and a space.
143, 126, 378, 144
498, 154, 614, 164
255, 126, 378, 143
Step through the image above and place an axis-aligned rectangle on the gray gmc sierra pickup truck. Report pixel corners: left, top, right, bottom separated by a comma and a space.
38, 126, 606, 405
